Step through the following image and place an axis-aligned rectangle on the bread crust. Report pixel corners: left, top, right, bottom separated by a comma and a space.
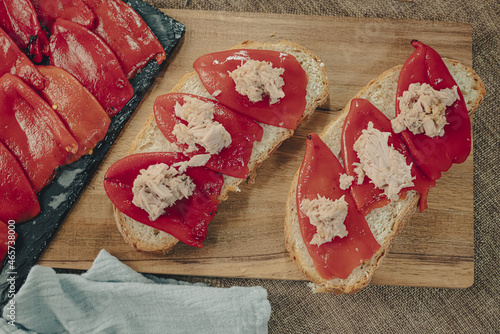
284, 58, 485, 293
114, 40, 329, 253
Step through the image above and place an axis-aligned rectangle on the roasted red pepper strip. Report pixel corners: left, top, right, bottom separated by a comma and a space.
297, 133, 380, 280
37, 65, 111, 164
154, 93, 263, 179
49, 18, 133, 117
32, 0, 96, 30
0, 220, 17, 263
0, 73, 78, 192
0, 0, 49, 62
341, 98, 435, 214
83, 0, 166, 79
193, 49, 308, 129
395, 40, 471, 180
0, 27, 45, 90
103, 153, 224, 248
0, 142, 40, 223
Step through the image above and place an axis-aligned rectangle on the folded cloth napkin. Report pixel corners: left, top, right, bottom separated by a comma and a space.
0, 250, 271, 334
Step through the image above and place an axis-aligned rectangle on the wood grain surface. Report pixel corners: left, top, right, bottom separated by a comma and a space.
38, 9, 474, 289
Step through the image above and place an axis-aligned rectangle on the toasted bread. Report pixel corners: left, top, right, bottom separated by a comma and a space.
115, 40, 329, 253
284, 59, 485, 293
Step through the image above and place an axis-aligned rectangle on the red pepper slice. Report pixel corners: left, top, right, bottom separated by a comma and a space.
83, 0, 166, 79
341, 98, 435, 215
0, 73, 78, 192
193, 49, 308, 129
104, 152, 224, 248
0, 220, 17, 263
37, 65, 111, 164
395, 40, 471, 180
49, 18, 133, 117
0, 0, 49, 63
0, 27, 45, 90
32, 0, 96, 30
0, 142, 40, 223
296, 133, 380, 280
154, 93, 263, 179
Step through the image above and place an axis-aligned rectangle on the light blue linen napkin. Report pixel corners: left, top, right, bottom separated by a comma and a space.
0, 250, 271, 334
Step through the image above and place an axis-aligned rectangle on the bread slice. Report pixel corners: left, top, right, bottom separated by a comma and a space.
114, 40, 329, 253
284, 59, 485, 294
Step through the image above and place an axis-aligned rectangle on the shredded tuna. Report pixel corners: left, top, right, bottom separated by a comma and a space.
173, 154, 211, 174
300, 195, 349, 246
172, 96, 232, 154
339, 173, 354, 190
132, 163, 195, 221
353, 122, 415, 201
392, 83, 460, 137
229, 59, 285, 104
353, 164, 365, 185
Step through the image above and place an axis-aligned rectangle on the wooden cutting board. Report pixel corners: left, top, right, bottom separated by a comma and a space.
38, 9, 474, 289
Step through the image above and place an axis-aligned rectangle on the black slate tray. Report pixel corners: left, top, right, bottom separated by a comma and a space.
0, 0, 185, 306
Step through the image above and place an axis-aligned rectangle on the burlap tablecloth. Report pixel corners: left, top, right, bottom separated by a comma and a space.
100, 1, 500, 332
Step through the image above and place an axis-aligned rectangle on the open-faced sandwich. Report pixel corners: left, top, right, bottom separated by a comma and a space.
284, 41, 485, 294
104, 40, 329, 252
